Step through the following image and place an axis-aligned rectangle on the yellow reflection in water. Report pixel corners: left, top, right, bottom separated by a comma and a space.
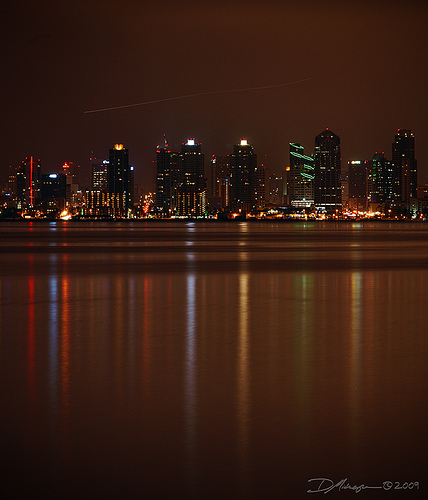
237, 272, 250, 491
291, 272, 314, 452
142, 276, 152, 397
113, 270, 124, 402
349, 271, 363, 450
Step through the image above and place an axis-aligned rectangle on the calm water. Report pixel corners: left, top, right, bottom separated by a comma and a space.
1, 221, 427, 499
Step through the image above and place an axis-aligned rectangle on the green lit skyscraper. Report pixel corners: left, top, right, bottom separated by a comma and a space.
288, 143, 314, 208
367, 152, 393, 206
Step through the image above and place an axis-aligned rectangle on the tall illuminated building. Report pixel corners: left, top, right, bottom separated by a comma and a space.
392, 129, 417, 210
176, 139, 206, 216
211, 156, 230, 197
288, 143, 314, 208
156, 140, 181, 215
229, 139, 261, 211
156, 142, 173, 214
92, 159, 109, 191
268, 170, 286, 205
40, 173, 67, 214
108, 144, 133, 217
367, 152, 393, 206
314, 129, 342, 212
348, 159, 367, 211
16, 156, 41, 210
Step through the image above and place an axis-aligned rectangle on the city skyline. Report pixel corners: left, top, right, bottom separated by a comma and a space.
4, 127, 425, 219
1, 126, 422, 184
2, 0, 427, 190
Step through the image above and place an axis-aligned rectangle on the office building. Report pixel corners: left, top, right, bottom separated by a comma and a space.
314, 129, 342, 212
288, 143, 314, 208
367, 152, 393, 207
392, 129, 417, 210
108, 144, 133, 217
229, 139, 261, 211
156, 145, 172, 214
211, 156, 230, 198
40, 173, 67, 214
348, 160, 367, 211
16, 156, 41, 210
92, 159, 109, 191
176, 139, 206, 216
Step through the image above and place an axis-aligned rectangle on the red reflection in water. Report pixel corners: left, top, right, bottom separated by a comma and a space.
61, 277, 70, 406
27, 255, 36, 412
142, 276, 151, 396
60, 254, 71, 477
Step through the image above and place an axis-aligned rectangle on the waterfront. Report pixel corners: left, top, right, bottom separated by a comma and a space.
1, 221, 427, 498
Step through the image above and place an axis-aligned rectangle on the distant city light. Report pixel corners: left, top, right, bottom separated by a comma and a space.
187, 139, 195, 146
240, 139, 248, 146
59, 210, 72, 220
49, 173, 58, 178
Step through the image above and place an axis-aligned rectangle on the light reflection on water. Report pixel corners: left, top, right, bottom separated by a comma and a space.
237, 272, 250, 496
0, 221, 427, 498
185, 273, 197, 493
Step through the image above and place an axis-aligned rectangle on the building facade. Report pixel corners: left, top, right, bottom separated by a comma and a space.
314, 129, 342, 213
108, 144, 133, 217
92, 159, 109, 191
392, 129, 417, 211
348, 159, 367, 211
16, 156, 41, 210
176, 139, 206, 216
229, 139, 261, 212
367, 152, 393, 207
288, 143, 314, 208
40, 173, 67, 214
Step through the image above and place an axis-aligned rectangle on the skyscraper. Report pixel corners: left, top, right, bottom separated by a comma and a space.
348, 159, 367, 211
288, 143, 314, 208
314, 129, 342, 213
176, 139, 206, 217
367, 152, 393, 206
392, 129, 417, 210
108, 144, 133, 217
156, 145, 172, 214
92, 159, 109, 191
210, 155, 230, 209
40, 173, 67, 214
211, 156, 230, 198
229, 139, 260, 211
16, 156, 41, 210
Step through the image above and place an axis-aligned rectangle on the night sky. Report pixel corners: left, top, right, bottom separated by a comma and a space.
3, 0, 428, 190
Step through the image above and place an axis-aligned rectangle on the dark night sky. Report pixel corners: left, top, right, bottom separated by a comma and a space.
2, 0, 428, 190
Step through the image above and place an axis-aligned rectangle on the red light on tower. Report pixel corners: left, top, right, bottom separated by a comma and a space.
30, 156, 34, 206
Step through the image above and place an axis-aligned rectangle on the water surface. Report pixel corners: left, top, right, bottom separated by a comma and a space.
1, 221, 427, 498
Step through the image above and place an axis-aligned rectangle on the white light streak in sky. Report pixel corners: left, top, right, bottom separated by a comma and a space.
84, 78, 311, 114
